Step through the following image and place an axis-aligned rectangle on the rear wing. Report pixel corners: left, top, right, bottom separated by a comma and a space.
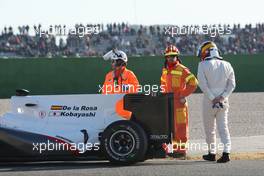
124, 93, 174, 143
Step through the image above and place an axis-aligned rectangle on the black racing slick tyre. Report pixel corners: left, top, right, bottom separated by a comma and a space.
102, 120, 148, 164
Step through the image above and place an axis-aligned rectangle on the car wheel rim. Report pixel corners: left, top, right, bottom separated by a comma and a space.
109, 130, 135, 157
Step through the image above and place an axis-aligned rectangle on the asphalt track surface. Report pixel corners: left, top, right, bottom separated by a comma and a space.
0, 92, 264, 175
0, 160, 264, 176
188, 92, 264, 139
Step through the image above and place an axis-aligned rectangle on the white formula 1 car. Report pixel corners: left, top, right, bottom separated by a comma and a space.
0, 89, 175, 164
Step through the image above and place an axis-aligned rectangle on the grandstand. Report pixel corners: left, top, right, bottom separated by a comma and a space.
0, 23, 264, 58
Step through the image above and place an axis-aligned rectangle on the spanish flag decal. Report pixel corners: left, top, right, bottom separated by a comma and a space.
51, 105, 63, 110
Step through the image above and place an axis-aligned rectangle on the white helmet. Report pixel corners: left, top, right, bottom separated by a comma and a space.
196, 41, 222, 61
103, 49, 128, 62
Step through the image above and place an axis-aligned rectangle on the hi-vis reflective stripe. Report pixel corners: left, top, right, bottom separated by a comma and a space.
163, 69, 182, 75
163, 70, 168, 74
161, 77, 166, 83
171, 70, 182, 75
185, 74, 195, 82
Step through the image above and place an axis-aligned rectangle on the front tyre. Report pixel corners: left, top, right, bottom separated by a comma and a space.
102, 120, 148, 164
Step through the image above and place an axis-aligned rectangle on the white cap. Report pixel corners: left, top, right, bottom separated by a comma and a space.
103, 49, 128, 62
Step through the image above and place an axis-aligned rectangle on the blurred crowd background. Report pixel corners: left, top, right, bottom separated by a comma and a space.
1, 23, 264, 58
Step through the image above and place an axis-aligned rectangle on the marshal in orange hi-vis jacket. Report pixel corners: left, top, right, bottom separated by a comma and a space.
161, 45, 198, 156
102, 49, 139, 120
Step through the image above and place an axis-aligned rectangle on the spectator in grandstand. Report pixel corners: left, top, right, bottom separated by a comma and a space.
1, 23, 264, 58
